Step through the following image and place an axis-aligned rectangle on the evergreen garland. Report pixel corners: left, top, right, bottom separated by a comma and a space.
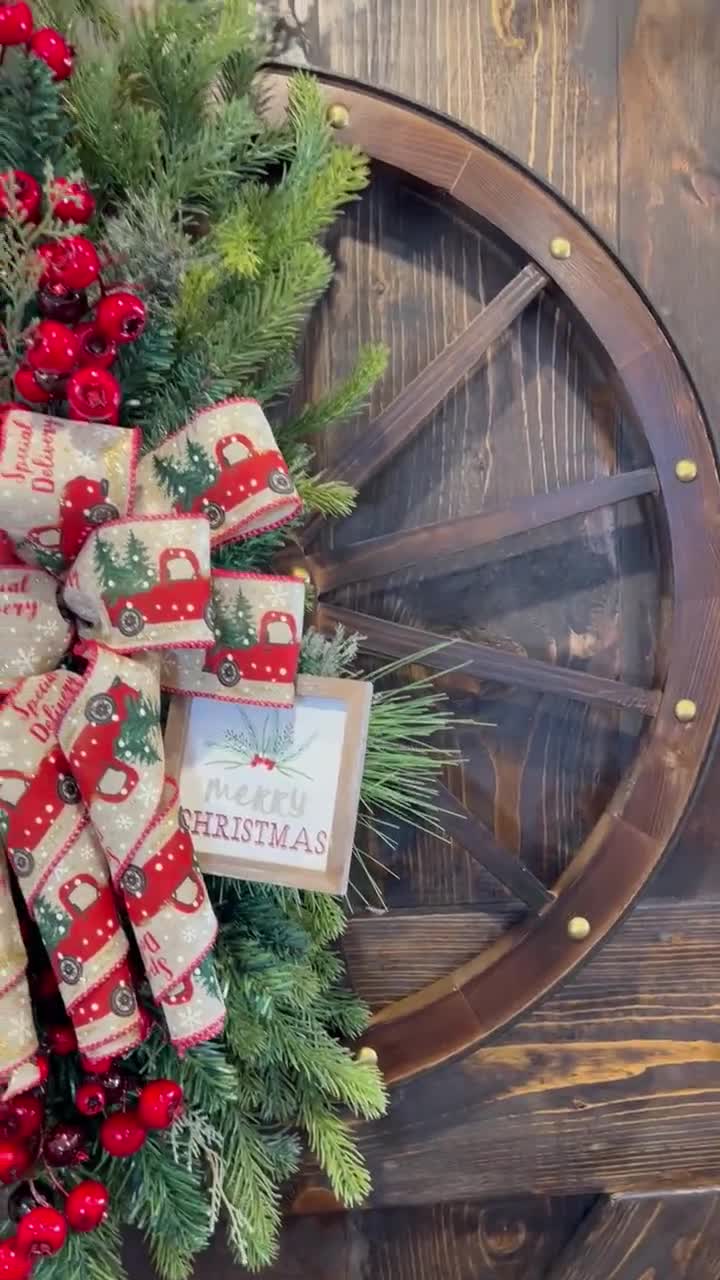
0, 2, 461, 1273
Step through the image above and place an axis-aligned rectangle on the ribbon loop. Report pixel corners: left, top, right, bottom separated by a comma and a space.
0, 397, 305, 1088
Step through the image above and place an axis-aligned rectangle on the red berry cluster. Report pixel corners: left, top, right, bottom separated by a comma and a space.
0, 4, 72, 79
0, 169, 147, 421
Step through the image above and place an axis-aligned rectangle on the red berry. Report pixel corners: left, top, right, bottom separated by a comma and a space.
43, 1122, 87, 1168
66, 365, 120, 424
38, 282, 88, 324
14, 365, 51, 405
0, 1240, 32, 1280
137, 1079, 184, 1131
27, 320, 80, 377
75, 1082, 106, 1117
0, 4, 33, 45
34, 1055, 50, 1087
39, 236, 101, 290
0, 171, 41, 223
46, 1024, 78, 1056
65, 1181, 109, 1234
50, 178, 95, 225
100, 1110, 146, 1159
75, 321, 117, 369
0, 1140, 31, 1185
10, 1097, 43, 1141
95, 291, 147, 345
16, 1207, 67, 1258
30, 28, 73, 80
78, 1053, 114, 1076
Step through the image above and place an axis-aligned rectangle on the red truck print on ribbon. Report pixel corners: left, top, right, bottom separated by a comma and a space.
163, 973, 195, 1007
71, 964, 137, 1027
0, 530, 23, 566
52, 873, 119, 986
203, 609, 299, 688
190, 434, 294, 532
68, 679, 141, 804
120, 826, 204, 924
18, 478, 118, 574
105, 547, 211, 639
0, 751, 81, 878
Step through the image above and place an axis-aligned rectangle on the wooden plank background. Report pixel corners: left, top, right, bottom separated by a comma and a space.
164, 3, 720, 1276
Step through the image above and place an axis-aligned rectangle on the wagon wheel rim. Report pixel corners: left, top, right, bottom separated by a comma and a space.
264, 68, 720, 1085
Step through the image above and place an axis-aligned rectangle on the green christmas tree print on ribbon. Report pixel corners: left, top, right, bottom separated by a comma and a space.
33, 894, 69, 954
94, 530, 158, 606
116, 695, 162, 767
152, 439, 219, 512
210, 582, 257, 651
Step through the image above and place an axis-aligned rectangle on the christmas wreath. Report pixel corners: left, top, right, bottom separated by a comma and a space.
0, 1, 459, 1276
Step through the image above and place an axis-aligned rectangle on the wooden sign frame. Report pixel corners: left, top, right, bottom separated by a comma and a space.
165, 675, 373, 894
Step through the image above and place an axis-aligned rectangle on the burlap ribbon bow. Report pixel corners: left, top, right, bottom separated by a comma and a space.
0, 401, 304, 1098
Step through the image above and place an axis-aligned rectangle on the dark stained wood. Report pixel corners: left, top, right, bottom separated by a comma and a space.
301, 263, 547, 547
435, 784, 554, 909
267, 67, 720, 1086
285, 899, 720, 1207
546, 1191, 720, 1280
308, 467, 659, 593
233, 1196, 594, 1280
317, 603, 661, 716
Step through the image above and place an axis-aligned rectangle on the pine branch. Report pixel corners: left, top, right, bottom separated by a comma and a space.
282, 343, 389, 441
38, 1220, 127, 1280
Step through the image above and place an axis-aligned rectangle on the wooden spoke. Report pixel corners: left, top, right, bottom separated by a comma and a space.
436, 785, 554, 910
316, 604, 661, 716
308, 467, 658, 594
303, 263, 547, 548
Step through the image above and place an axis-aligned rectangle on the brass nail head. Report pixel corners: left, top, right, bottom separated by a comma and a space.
357, 1046, 378, 1065
674, 698, 697, 723
327, 103, 350, 130
675, 458, 698, 483
290, 566, 311, 584
567, 916, 591, 942
550, 236, 572, 260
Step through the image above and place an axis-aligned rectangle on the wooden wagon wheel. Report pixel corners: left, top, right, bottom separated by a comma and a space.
265, 68, 720, 1087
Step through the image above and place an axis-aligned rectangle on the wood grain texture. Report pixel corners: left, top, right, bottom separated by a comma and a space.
299, 898, 720, 1205
318, 603, 661, 715
308, 468, 659, 593
227, 1196, 594, 1280
546, 1190, 720, 1280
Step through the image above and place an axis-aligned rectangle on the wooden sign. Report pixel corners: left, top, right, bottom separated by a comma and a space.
165, 676, 373, 894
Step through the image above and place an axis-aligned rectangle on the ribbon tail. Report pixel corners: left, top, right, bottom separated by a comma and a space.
0, 673, 142, 1067
58, 645, 225, 1050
